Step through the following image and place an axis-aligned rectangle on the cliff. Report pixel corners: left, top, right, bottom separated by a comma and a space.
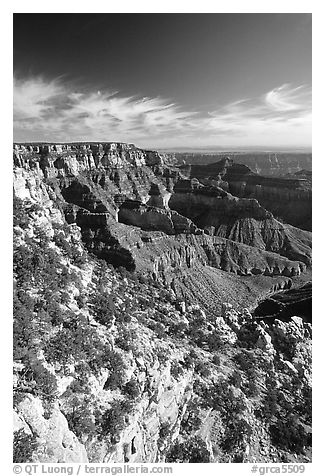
169, 179, 312, 265
175, 152, 312, 176
13, 143, 312, 464
188, 159, 312, 231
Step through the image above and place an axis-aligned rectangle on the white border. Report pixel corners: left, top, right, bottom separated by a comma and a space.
2, 2, 323, 475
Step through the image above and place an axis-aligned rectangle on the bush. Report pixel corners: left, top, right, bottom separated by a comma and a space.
65, 397, 96, 438
206, 379, 247, 417
99, 399, 134, 439
13, 196, 29, 227
33, 367, 58, 400
156, 347, 170, 365
103, 351, 128, 390
212, 354, 221, 366
90, 292, 115, 326
243, 379, 260, 398
182, 352, 195, 369
228, 370, 242, 388
166, 437, 210, 463
195, 360, 211, 378
123, 379, 141, 398
45, 321, 104, 369
170, 361, 184, 379
13, 429, 38, 463
13, 293, 37, 361
159, 421, 171, 439
115, 326, 138, 353
270, 415, 311, 453
180, 409, 202, 433
221, 418, 253, 452
148, 321, 166, 338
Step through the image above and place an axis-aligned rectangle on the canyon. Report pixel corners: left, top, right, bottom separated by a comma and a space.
13, 142, 312, 464
174, 151, 312, 177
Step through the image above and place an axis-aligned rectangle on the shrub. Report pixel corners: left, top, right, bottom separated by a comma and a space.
159, 421, 171, 439
212, 354, 221, 366
243, 379, 260, 398
156, 347, 170, 365
221, 418, 253, 452
180, 409, 202, 433
169, 321, 188, 336
13, 196, 29, 228
166, 437, 210, 463
115, 325, 138, 353
270, 415, 311, 453
206, 379, 247, 417
34, 367, 58, 400
170, 361, 184, 379
13, 429, 38, 463
99, 399, 134, 439
44, 321, 112, 375
65, 396, 96, 438
195, 360, 211, 378
182, 353, 195, 369
148, 321, 166, 338
123, 379, 141, 398
228, 370, 242, 388
262, 389, 279, 421
206, 331, 226, 351
13, 293, 37, 361
103, 351, 128, 390
90, 292, 115, 326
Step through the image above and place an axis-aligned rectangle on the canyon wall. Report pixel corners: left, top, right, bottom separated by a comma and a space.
13, 143, 312, 464
175, 152, 312, 176
187, 159, 312, 231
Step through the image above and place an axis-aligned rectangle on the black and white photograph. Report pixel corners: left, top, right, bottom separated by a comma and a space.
11, 5, 314, 471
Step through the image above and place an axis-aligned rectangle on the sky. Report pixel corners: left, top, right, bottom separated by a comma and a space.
13, 13, 312, 150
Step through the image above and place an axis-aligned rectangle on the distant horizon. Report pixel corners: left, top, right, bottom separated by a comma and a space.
14, 13, 311, 149
13, 140, 312, 154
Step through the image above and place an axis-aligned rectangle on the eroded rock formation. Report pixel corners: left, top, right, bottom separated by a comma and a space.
188, 158, 312, 231
13, 143, 312, 464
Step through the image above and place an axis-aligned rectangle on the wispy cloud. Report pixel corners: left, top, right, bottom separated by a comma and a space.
265, 84, 311, 112
13, 76, 311, 148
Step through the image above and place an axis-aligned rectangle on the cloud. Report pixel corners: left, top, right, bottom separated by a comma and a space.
197, 83, 311, 146
265, 84, 311, 112
13, 76, 311, 148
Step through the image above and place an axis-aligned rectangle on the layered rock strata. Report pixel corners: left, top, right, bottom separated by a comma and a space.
188, 158, 312, 231
13, 143, 311, 301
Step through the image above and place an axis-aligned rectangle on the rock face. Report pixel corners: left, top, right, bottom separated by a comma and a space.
13, 142, 312, 464
13, 396, 88, 463
186, 158, 312, 231
13, 143, 312, 312
254, 282, 312, 323
169, 178, 312, 265
175, 152, 312, 177
118, 200, 200, 235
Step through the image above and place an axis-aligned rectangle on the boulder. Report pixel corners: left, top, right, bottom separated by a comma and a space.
256, 327, 274, 353
15, 395, 88, 463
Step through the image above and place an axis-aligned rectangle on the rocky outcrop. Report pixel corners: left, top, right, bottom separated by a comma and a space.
14, 396, 88, 463
253, 282, 312, 323
175, 152, 312, 176
13, 145, 312, 464
100, 364, 194, 463
14, 142, 176, 173
118, 200, 200, 235
186, 158, 312, 231
13, 144, 310, 297
169, 179, 312, 266
66, 207, 306, 282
